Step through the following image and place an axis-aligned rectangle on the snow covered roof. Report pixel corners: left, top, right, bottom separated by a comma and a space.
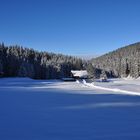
71, 70, 88, 78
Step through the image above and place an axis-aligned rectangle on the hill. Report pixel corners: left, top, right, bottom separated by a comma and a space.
91, 42, 140, 78
0, 43, 84, 79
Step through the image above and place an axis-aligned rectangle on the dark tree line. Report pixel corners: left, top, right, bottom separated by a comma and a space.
1, 42, 139, 79
91, 42, 140, 78
0, 43, 84, 79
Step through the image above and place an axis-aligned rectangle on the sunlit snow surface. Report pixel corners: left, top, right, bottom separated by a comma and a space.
0, 78, 140, 140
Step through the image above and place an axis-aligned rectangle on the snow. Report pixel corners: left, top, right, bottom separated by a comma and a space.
0, 78, 140, 140
71, 70, 88, 78
82, 79, 140, 96
3, 77, 138, 96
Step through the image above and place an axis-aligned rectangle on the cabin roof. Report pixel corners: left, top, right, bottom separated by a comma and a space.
71, 70, 88, 78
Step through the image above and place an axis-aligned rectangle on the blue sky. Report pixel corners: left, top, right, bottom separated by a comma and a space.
0, 0, 140, 56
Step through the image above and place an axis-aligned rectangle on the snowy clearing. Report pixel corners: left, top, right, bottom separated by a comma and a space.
0, 77, 140, 96
82, 79, 140, 96
0, 78, 140, 140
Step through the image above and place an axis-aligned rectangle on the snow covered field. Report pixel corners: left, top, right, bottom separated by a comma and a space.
83, 78, 140, 96
0, 78, 140, 140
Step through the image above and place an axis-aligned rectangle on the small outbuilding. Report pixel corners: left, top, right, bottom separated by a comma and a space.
99, 70, 108, 82
71, 70, 88, 79
99, 77, 108, 82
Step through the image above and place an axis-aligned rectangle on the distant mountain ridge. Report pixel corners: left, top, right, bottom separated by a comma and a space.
91, 42, 140, 78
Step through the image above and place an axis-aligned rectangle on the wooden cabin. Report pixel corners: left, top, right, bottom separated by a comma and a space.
71, 70, 88, 79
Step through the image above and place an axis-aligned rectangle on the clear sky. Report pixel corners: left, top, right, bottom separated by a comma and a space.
0, 0, 140, 56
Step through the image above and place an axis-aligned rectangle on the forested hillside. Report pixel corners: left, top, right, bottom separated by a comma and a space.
0, 43, 84, 79
91, 42, 140, 78
1, 42, 140, 79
